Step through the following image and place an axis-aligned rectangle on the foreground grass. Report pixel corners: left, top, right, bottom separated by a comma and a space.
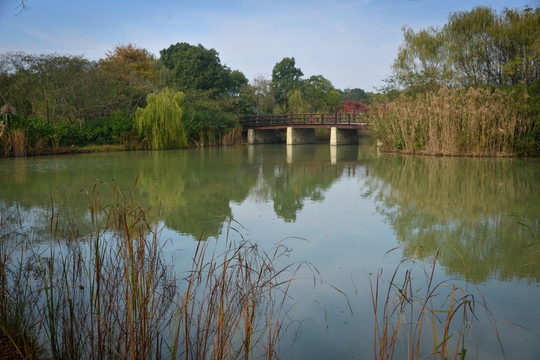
0, 184, 297, 359
369, 248, 506, 360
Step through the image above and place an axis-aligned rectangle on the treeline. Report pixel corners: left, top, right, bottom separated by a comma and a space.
0, 43, 371, 156
373, 6, 540, 156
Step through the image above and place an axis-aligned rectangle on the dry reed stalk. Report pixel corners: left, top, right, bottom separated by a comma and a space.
9, 130, 26, 157
174, 219, 297, 359
221, 126, 243, 146
369, 248, 504, 360
372, 87, 532, 156
0, 183, 300, 360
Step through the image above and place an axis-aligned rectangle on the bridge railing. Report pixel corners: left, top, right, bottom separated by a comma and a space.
240, 112, 369, 128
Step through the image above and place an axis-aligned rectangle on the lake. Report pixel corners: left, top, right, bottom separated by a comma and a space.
1, 142, 539, 359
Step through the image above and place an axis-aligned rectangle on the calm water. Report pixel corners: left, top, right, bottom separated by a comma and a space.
1, 143, 539, 359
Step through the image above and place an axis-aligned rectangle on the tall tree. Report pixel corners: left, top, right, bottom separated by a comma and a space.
341, 88, 368, 102
271, 57, 304, 108
390, 6, 540, 90
99, 44, 156, 115
250, 74, 275, 114
303, 75, 342, 112
226, 70, 249, 96
0, 52, 111, 123
159, 42, 245, 96
393, 26, 451, 90
100, 44, 155, 85
287, 89, 310, 113
446, 7, 499, 86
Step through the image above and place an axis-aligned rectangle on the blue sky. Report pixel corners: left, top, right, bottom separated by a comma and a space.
0, 0, 536, 91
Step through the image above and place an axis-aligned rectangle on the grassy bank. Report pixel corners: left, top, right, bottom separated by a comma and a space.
371, 86, 539, 157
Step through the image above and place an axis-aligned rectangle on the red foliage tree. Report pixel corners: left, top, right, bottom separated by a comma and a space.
341, 100, 369, 113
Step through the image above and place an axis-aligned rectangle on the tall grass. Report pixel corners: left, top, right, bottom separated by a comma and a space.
371, 86, 537, 156
0, 183, 298, 359
170, 220, 295, 359
0, 129, 27, 157
370, 248, 504, 360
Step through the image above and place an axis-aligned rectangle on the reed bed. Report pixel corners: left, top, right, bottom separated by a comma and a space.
193, 126, 244, 147
370, 248, 504, 360
0, 129, 27, 157
371, 87, 537, 156
0, 184, 299, 359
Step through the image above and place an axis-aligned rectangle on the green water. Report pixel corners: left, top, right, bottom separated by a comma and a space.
1, 144, 539, 359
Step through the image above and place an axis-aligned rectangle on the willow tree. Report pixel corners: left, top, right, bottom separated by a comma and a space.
135, 88, 187, 149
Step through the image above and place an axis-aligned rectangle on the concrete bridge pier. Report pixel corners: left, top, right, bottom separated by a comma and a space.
286, 127, 316, 145
247, 129, 279, 144
330, 127, 359, 146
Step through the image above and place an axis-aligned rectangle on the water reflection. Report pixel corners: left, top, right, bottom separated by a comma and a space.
1, 145, 539, 284
364, 155, 540, 283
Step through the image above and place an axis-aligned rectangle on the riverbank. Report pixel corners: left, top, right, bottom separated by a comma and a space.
0, 131, 245, 158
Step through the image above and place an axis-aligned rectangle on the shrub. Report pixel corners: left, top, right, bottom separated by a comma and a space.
183, 109, 239, 146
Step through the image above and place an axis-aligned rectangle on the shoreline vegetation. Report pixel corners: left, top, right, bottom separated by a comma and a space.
371, 86, 538, 157
372, 6, 540, 157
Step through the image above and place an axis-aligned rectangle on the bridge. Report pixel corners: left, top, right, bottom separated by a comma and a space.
239, 113, 369, 145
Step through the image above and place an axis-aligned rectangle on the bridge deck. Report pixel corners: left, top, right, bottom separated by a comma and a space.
240, 113, 369, 129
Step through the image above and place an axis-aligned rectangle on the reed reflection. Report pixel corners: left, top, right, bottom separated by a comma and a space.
364, 155, 540, 283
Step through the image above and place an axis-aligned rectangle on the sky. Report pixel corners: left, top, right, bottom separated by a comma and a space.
0, 0, 537, 92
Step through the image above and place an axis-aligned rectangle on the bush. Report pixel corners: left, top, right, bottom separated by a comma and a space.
54, 121, 84, 146
183, 109, 239, 146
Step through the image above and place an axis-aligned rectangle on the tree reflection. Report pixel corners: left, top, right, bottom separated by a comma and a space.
364, 155, 540, 283
3, 146, 537, 283
0, 145, 363, 240
134, 148, 258, 239
0, 149, 258, 240
250, 144, 360, 222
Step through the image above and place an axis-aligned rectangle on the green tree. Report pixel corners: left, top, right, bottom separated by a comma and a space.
303, 75, 342, 112
250, 74, 275, 114
287, 89, 310, 113
271, 57, 304, 109
135, 88, 187, 149
0, 52, 112, 123
392, 26, 451, 91
99, 44, 156, 116
446, 7, 499, 86
159, 42, 246, 96
493, 7, 540, 84
153, 58, 171, 90
226, 70, 249, 96
389, 6, 540, 91
341, 88, 368, 102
